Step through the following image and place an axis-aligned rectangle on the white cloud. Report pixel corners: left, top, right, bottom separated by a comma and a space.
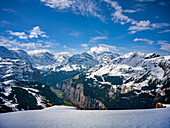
40, 0, 104, 21
6, 26, 49, 39
69, 48, 76, 51
29, 26, 49, 38
81, 44, 88, 48
40, 0, 73, 9
136, 20, 150, 27
104, 0, 169, 34
129, 22, 170, 34
81, 44, 89, 49
129, 30, 137, 34
2, 8, 17, 13
128, 20, 152, 33
134, 38, 154, 45
0, 36, 45, 49
44, 44, 51, 48
44, 41, 60, 48
157, 29, 170, 33
0, 36, 20, 47
99, 44, 118, 51
40, 0, 169, 34
20, 42, 38, 49
152, 23, 170, 28
124, 8, 143, 13
89, 36, 108, 43
128, 26, 151, 32
104, 0, 134, 24
111, 11, 132, 25
7, 30, 28, 39
69, 31, 80, 37
54, 52, 71, 57
89, 44, 118, 53
157, 40, 170, 52
27, 49, 52, 55
20, 42, 46, 49
0, 20, 10, 27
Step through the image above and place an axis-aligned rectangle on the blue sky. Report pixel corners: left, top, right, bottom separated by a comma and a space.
0, 0, 170, 55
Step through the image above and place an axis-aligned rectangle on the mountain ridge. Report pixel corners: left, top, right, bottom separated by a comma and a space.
0, 46, 169, 111
56, 52, 170, 109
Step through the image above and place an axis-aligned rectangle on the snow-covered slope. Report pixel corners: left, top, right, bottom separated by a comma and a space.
57, 52, 170, 109
0, 57, 63, 113
52, 52, 98, 72
28, 51, 56, 72
89, 51, 119, 64
88, 52, 169, 81
0, 105, 170, 128
0, 57, 41, 82
27, 50, 71, 72
54, 52, 71, 65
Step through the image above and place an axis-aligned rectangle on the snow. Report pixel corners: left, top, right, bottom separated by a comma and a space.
4, 101, 18, 108
86, 52, 169, 96
17, 86, 39, 93
42, 85, 45, 88
3, 86, 12, 96
0, 105, 169, 128
2, 80, 15, 86
0, 57, 38, 82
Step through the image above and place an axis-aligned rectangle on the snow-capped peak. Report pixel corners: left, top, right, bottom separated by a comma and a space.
54, 52, 71, 61
122, 52, 146, 59
87, 45, 119, 64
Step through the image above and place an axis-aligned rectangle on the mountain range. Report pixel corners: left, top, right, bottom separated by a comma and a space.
0, 46, 169, 112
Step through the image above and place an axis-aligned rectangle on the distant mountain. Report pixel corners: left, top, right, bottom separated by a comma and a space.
56, 52, 170, 109
0, 46, 70, 73
42, 51, 119, 87
10, 49, 33, 64
28, 51, 57, 72
54, 52, 71, 65
89, 51, 119, 64
42, 52, 97, 87
27, 50, 70, 72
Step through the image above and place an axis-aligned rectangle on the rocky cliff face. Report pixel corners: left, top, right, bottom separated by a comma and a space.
56, 52, 170, 109
56, 75, 106, 110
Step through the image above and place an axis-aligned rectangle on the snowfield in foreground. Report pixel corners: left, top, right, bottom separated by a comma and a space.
0, 105, 170, 128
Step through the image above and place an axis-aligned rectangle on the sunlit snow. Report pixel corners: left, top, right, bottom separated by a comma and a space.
0, 105, 170, 128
